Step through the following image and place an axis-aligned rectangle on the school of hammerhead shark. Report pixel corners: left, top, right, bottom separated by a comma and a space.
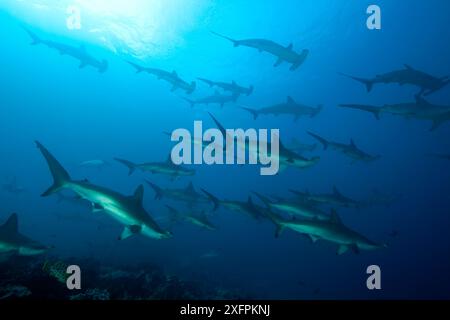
1, 27, 450, 259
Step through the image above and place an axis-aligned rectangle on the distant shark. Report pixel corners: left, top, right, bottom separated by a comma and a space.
340, 96, 450, 131
146, 180, 211, 207
197, 78, 254, 96
339, 65, 449, 96
307, 131, 380, 163
24, 27, 108, 73
127, 61, 196, 94
262, 209, 386, 254
78, 159, 110, 170
115, 156, 195, 180
209, 113, 320, 171
36, 141, 172, 240
239, 96, 322, 121
211, 31, 309, 71
165, 205, 217, 231
253, 192, 330, 220
201, 189, 267, 220
183, 90, 238, 108
0, 213, 53, 256
290, 186, 361, 208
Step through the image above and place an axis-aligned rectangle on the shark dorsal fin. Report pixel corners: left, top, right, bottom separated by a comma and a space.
287, 96, 295, 105
350, 139, 357, 148
133, 185, 144, 204
415, 94, 430, 106
185, 182, 196, 194
404, 64, 414, 70
1, 213, 18, 234
333, 186, 343, 197
330, 209, 342, 224
286, 43, 293, 50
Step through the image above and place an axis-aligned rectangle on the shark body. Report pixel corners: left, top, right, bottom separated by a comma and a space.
290, 186, 361, 208
212, 32, 309, 71
115, 157, 195, 180
340, 96, 450, 131
0, 213, 52, 256
146, 181, 210, 207
307, 132, 380, 163
264, 210, 385, 254
197, 78, 254, 96
36, 142, 172, 240
184, 91, 238, 108
127, 61, 196, 94
240, 96, 322, 121
24, 28, 108, 73
339, 65, 449, 96
166, 206, 217, 231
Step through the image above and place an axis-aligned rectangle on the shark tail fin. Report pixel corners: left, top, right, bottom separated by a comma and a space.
182, 97, 195, 108
239, 105, 259, 120
307, 132, 329, 150
98, 59, 108, 73
201, 188, 220, 211
1, 213, 18, 233
210, 31, 239, 46
35, 141, 71, 197
126, 61, 144, 73
312, 105, 323, 118
338, 72, 373, 92
339, 104, 381, 120
23, 26, 41, 45
114, 158, 137, 175
145, 180, 163, 200
187, 81, 196, 95
197, 78, 214, 87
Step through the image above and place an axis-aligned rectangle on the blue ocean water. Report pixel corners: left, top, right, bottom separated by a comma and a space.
0, 0, 450, 299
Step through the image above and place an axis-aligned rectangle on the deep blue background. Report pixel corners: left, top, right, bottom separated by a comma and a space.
0, 0, 449, 299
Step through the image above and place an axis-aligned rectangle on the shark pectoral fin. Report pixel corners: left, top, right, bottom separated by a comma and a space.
92, 203, 104, 213
337, 245, 349, 255
275, 225, 285, 238
274, 58, 284, 67
118, 225, 142, 240
307, 234, 319, 243
350, 244, 360, 254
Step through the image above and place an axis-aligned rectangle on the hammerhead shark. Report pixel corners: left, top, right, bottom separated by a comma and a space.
183, 91, 238, 108
209, 113, 320, 171
201, 189, 267, 220
307, 131, 380, 163
24, 27, 108, 73
165, 205, 217, 231
211, 31, 309, 71
340, 96, 450, 131
146, 181, 211, 207
253, 192, 330, 220
262, 209, 386, 254
289, 186, 361, 208
127, 61, 196, 94
0, 213, 53, 256
197, 78, 254, 96
339, 65, 449, 96
239, 96, 322, 121
115, 156, 195, 180
36, 141, 172, 240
